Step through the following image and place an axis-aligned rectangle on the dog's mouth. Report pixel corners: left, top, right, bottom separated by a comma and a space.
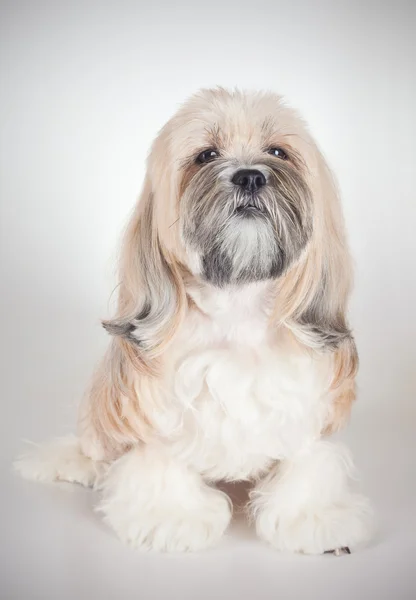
234, 197, 263, 216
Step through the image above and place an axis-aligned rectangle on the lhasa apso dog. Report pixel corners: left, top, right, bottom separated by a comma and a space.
16, 88, 372, 554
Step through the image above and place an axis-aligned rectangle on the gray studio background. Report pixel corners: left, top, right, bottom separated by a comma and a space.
1, 1, 415, 599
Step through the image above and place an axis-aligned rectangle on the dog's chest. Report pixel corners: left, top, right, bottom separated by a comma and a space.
172, 344, 325, 479
156, 283, 329, 480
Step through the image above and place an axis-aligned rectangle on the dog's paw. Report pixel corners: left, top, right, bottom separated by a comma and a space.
14, 435, 107, 488
255, 494, 373, 555
100, 490, 232, 552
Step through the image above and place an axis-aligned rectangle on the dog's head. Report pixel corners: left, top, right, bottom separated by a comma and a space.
103, 88, 354, 368
169, 91, 313, 286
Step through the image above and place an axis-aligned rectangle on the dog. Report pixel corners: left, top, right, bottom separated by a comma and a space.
15, 87, 372, 554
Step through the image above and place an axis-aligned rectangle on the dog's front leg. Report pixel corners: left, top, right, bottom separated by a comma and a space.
250, 440, 373, 554
98, 443, 232, 552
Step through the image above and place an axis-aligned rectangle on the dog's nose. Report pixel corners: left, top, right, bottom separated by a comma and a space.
232, 169, 266, 193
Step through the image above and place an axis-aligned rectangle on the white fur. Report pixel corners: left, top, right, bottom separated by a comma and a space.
151, 281, 332, 482
14, 435, 107, 488
251, 440, 373, 554
15, 281, 372, 553
98, 444, 232, 551
14, 88, 371, 554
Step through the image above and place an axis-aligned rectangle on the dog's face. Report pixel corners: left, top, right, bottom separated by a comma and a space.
157, 89, 314, 286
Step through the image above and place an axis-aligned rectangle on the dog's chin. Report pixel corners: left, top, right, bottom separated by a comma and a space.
200, 248, 284, 288
195, 216, 285, 287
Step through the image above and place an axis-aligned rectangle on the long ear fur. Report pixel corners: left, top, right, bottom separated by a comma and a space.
274, 148, 358, 432
78, 176, 187, 458
102, 176, 187, 367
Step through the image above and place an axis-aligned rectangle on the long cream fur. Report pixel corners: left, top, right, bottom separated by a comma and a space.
15, 88, 372, 554
82, 90, 357, 456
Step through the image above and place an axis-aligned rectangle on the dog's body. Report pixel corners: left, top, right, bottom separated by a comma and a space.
84, 280, 333, 478
16, 88, 372, 554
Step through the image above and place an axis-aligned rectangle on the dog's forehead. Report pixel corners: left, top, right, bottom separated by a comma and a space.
170, 89, 307, 157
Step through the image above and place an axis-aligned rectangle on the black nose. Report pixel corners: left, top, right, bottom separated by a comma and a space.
232, 169, 266, 192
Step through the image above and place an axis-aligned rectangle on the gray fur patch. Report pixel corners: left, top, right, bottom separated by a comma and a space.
181, 158, 313, 286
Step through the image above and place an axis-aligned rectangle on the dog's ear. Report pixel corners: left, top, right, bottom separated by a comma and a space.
274, 148, 358, 431
102, 176, 186, 368
80, 176, 187, 456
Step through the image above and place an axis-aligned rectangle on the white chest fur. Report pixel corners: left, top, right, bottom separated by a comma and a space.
155, 282, 331, 481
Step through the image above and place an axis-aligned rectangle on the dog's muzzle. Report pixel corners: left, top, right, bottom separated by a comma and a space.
232, 169, 267, 215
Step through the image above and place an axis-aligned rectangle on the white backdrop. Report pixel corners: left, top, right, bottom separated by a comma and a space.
1, 1, 415, 599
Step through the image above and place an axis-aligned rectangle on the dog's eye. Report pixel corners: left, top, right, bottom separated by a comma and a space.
268, 147, 288, 160
196, 149, 219, 164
